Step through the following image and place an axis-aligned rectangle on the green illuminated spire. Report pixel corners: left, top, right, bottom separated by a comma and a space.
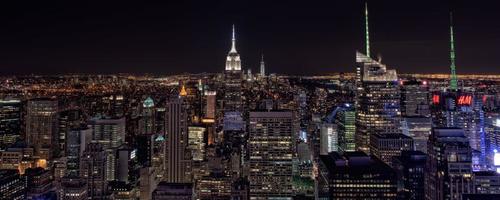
365, 2, 370, 58
449, 12, 458, 91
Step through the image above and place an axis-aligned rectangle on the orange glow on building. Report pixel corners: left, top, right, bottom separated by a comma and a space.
36, 159, 48, 169
180, 85, 188, 96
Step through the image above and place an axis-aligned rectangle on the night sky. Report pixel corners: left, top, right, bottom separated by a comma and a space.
0, 0, 499, 75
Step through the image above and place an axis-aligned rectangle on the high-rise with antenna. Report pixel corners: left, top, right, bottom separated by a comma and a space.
225, 24, 242, 71
449, 12, 458, 91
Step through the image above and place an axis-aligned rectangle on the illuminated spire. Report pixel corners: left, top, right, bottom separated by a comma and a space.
260, 54, 265, 76
225, 24, 242, 71
230, 24, 237, 53
180, 84, 187, 96
449, 12, 458, 91
365, 1, 370, 58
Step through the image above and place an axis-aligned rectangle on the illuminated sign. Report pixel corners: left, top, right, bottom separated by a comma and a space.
432, 95, 440, 104
201, 118, 215, 123
494, 151, 500, 166
457, 95, 472, 106
130, 149, 137, 159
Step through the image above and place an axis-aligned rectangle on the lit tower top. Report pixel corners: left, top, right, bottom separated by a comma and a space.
143, 96, 154, 108
225, 24, 242, 71
180, 84, 187, 96
260, 54, 265, 76
365, 1, 370, 58
449, 12, 458, 91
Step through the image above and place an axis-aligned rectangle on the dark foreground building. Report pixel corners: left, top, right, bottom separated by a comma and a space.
152, 182, 193, 200
0, 169, 26, 200
318, 152, 398, 199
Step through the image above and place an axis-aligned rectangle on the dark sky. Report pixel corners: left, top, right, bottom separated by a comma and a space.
0, 0, 499, 75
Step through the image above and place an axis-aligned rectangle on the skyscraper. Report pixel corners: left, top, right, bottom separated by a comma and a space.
335, 104, 356, 153
354, 2, 400, 153
26, 98, 58, 160
165, 97, 191, 183
0, 169, 26, 200
187, 126, 205, 161
25, 167, 53, 198
141, 96, 155, 135
320, 123, 338, 155
58, 109, 82, 157
400, 80, 430, 117
370, 133, 414, 166
204, 91, 216, 119
355, 52, 400, 153
225, 25, 241, 71
89, 117, 126, 149
66, 127, 92, 176
425, 128, 473, 200
0, 99, 22, 148
401, 116, 432, 153
80, 142, 108, 199
393, 151, 427, 200
249, 110, 294, 199
89, 117, 126, 181
224, 25, 243, 112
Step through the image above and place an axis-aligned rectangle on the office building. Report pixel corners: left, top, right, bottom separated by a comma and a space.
425, 128, 473, 200
60, 177, 88, 200
66, 127, 92, 176
224, 25, 243, 112
0, 169, 26, 200
204, 91, 216, 119
335, 104, 356, 152
393, 151, 426, 200
249, 110, 294, 199
472, 171, 500, 194
165, 97, 191, 183
370, 133, 414, 166
26, 98, 58, 160
89, 117, 125, 181
140, 96, 156, 135
188, 126, 205, 161
401, 80, 430, 117
152, 182, 193, 200
355, 52, 400, 153
0, 99, 22, 148
196, 173, 232, 199
401, 116, 432, 153
354, 2, 400, 153
80, 142, 108, 199
58, 109, 82, 157
320, 123, 338, 155
25, 167, 53, 198
318, 152, 398, 199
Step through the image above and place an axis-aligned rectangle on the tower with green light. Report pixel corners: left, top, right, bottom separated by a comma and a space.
449, 12, 458, 91
365, 2, 370, 58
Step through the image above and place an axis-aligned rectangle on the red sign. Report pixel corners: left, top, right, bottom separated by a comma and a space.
457, 95, 472, 106
432, 95, 440, 104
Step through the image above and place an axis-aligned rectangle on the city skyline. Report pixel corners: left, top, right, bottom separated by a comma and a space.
0, 2, 500, 199
0, 0, 499, 75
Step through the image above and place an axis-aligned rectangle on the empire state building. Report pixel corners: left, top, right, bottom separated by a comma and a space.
225, 25, 241, 71
223, 25, 243, 112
